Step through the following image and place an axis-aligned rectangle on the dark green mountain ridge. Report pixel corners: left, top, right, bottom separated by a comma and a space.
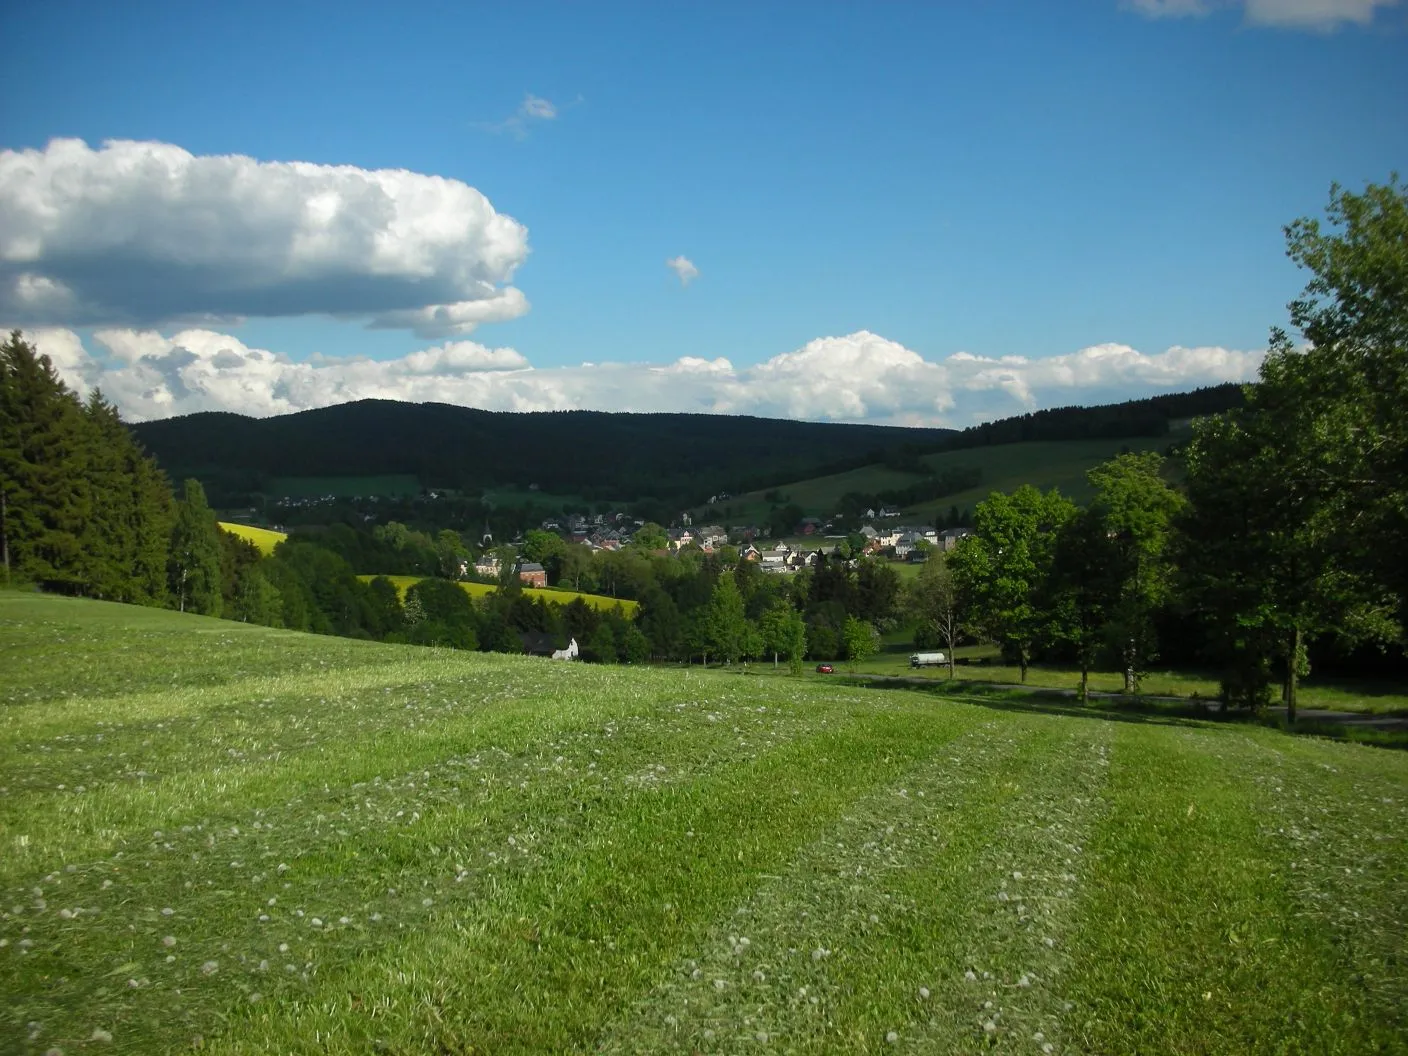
128, 385, 1244, 507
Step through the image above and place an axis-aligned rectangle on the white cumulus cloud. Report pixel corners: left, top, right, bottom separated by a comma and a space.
1123, 0, 1401, 27
19, 327, 1267, 427
666, 256, 700, 286
0, 138, 530, 338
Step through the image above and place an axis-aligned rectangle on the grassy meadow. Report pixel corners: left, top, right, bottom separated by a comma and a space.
359, 575, 640, 616
2, 593, 1406, 1055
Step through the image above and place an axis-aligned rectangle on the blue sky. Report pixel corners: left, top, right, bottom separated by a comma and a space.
2, 0, 1405, 423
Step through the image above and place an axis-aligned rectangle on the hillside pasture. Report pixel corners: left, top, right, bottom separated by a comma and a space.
360, 574, 639, 616
723, 435, 1178, 523
217, 522, 288, 556
2, 594, 1405, 1054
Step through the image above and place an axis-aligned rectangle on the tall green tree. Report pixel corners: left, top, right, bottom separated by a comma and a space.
1087, 453, 1184, 694
949, 485, 1074, 682
842, 615, 879, 672
168, 479, 223, 615
1180, 179, 1406, 720
703, 573, 749, 665
759, 599, 807, 673
0, 331, 90, 591
1048, 506, 1113, 701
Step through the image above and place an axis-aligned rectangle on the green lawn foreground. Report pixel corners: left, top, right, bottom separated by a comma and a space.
1, 594, 1405, 1055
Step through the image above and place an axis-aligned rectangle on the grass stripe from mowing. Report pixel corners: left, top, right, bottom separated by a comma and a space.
1064, 723, 1407, 1054
598, 713, 1113, 1053
194, 705, 986, 1054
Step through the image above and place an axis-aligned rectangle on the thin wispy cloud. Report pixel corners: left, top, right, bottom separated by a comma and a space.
477, 93, 562, 139
1123, 0, 1402, 29
666, 255, 700, 286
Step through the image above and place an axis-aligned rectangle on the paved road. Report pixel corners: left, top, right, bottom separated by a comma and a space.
836, 672, 1408, 731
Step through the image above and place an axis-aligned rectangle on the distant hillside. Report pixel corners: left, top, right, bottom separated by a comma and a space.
718, 434, 1183, 525
706, 386, 1246, 524
129, 402, 956, 507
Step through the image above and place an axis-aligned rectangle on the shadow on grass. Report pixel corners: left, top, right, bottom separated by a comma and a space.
839, 675, 1408, 749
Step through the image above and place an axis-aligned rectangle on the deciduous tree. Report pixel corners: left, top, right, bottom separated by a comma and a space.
948, 485, 1074, 682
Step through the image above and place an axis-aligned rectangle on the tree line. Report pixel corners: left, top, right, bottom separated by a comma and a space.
914, 178, 1407, 719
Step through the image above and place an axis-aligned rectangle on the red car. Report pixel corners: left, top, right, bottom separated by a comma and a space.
815, 664, 834, 674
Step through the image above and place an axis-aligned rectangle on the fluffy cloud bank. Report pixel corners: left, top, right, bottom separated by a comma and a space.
25, 327, 1266, 426
0, 139, 529, 338
1124, 0, 1401, 29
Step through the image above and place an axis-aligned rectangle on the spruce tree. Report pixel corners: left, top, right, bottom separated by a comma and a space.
0, 331, 91, 591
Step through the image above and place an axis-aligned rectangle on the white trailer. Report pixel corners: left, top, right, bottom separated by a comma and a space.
909, 651, 947, 668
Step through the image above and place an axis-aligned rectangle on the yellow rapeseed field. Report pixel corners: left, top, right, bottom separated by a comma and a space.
360, 575, 639, 615
218, 521, 288, 555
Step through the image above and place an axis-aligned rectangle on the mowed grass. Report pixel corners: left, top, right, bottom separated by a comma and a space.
2, 594, 1405, 1055
217, 523, 288, 556
361, 574, 640, 616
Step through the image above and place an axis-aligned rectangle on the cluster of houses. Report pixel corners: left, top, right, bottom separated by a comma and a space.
742, 525, 970, 573
461, 497, 974, 586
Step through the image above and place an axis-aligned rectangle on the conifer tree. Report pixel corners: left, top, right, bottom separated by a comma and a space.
0, 331, 91, 591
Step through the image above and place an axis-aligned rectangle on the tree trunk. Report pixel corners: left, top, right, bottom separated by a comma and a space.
1286, 625, 1300, 725
1123, 637, 1135, 695
773, 651, 778, 670
1, 488, 8, 584
1080, 659, 1089, 704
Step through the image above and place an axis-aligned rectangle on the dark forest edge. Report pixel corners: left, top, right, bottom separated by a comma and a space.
3, 177, 1404, 727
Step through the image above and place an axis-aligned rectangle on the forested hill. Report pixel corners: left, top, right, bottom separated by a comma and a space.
129, 402, 957, 505
931, 383, 1245, 452
129, 385, 1248, 507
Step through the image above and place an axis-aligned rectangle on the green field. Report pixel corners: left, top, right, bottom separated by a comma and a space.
843, 648, 1408, 715
217, 522, 288, 556
361, 574, 640, 616
721, 435, 1179, 523
268, 475, 423, 499
3, 593, 1405, 1054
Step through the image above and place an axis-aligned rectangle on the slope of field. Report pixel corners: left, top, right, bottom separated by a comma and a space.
723, 434, 1178, 523
217, 522, 288, 555
360, 574, 639, 616
3, 594, 1404, 1055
